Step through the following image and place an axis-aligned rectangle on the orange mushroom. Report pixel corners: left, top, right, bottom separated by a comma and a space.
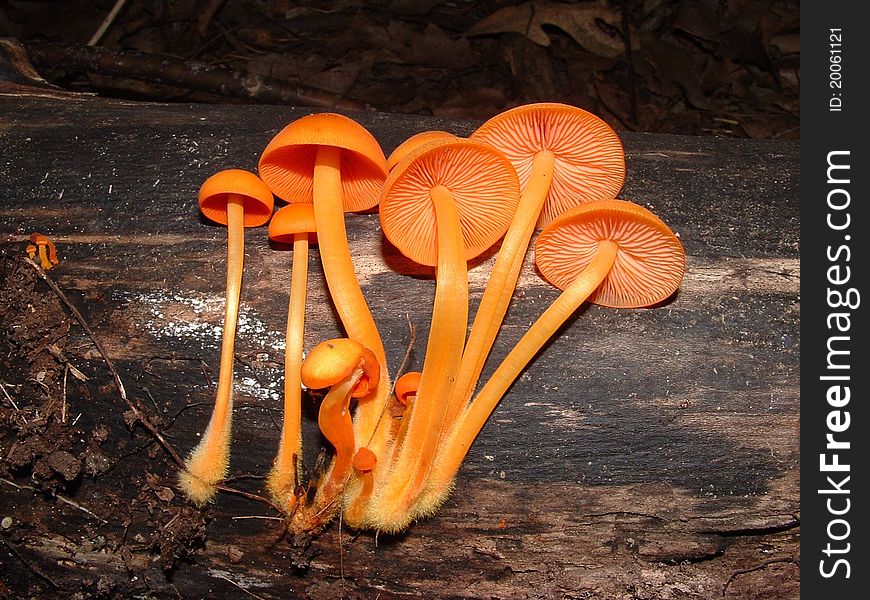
369, 137, 520, 532
258, 113, 391, 459
178, 169, 274, 506
347, 446, 378, 522
393, 370, 422, 407
27, 233, 59, 270
449, 103, 626, 429
265, 203, 317, 513
419, 199, 686, 513
386, 130, 458, 171
296, 337, 380, 530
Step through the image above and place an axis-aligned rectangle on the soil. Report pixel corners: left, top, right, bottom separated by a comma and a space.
0, 244, 211, 596
1, 0, 799, 139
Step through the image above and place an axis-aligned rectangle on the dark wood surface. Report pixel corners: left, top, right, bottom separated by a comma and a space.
0, 84, 799, 599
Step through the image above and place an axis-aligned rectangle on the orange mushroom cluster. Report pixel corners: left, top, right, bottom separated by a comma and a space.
26, 233, 60, 270
179, 103, 686, 535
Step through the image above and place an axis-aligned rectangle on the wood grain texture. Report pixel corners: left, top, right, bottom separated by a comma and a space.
0, 91, 799, 598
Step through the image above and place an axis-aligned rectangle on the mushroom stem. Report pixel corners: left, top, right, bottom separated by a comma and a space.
179, 194, 245, 505
313, 371, 362, 507
421, 239, 618, 511
372, 184, 468, 526
447, 150, 556, 424
267, 233, 309, 513
311, 146, 390, 452
37, 244, 51, 269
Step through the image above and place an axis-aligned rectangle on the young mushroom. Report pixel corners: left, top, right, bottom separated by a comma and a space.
179, 169, 274, 505
419, 199, 686, 513
352, 446, 378, 501
368, 138, 519, 531
27, 233, 59, 270
265, 202, 317, 513
448, 103, 626, 427
393, 370, 422, 407
295, 337, 380, 531
258, 113, 391, 459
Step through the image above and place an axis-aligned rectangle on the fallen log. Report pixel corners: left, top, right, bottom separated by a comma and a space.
0, 73, 799, 598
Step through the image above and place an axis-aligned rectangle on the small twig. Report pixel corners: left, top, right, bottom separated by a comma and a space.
213, 574, 267, 600
0, 477, 107, 523
0, 380, 19, 411
142, 386, 162, 415
224, 472, 266, 483
200, 360, 215, 393
24, 257, 184, 467
55, 494, 108, 523
0, 477, 23, 490
215, 484, 281, 512
230, 515, 284, 521
365, 316, 417, 448
87, 0, 130, 46
234, 353, 266, 387
164, 401, 210, 430
61, 363, 68, 424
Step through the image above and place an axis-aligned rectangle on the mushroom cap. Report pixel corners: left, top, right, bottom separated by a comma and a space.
301, 338, 365, 389
393, 371, 422, 406
352, 447, 378, 472
380, 138, 520, 267
301, 338, 380, 397
534, 199, 686, 308
258, 113, 388, 212
470, 102, 625, 228
268, 203, 318, 245
386, 130, 458, 171
198, 169, 275, 227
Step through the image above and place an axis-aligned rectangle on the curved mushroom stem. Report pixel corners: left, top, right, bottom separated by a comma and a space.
288, 371, 362, 532
314, 373, 361, 500
311, 146, 391, 457
418, 239, 618, 513
267, 233, 309, 513
179, 195, 245, 505
446, 150, 556, 427
370, 184, 468, 529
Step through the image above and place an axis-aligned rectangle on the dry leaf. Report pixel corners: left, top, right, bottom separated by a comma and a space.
466, 0, 637, 58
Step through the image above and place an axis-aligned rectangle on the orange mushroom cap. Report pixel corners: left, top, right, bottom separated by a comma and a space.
301, 338, 380, 397
470, 103, 625, 227
380, 138, 520, 267
198, 169, 274, 227
386, 130, 458, 171
268, 203, 318, 245
258, 112, 388, 211
535, 199, 686, 308
352, 446, 378, 472
393, 371, 422, 406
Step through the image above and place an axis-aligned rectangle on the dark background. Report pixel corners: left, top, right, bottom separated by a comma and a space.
1, 0, 799, 138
